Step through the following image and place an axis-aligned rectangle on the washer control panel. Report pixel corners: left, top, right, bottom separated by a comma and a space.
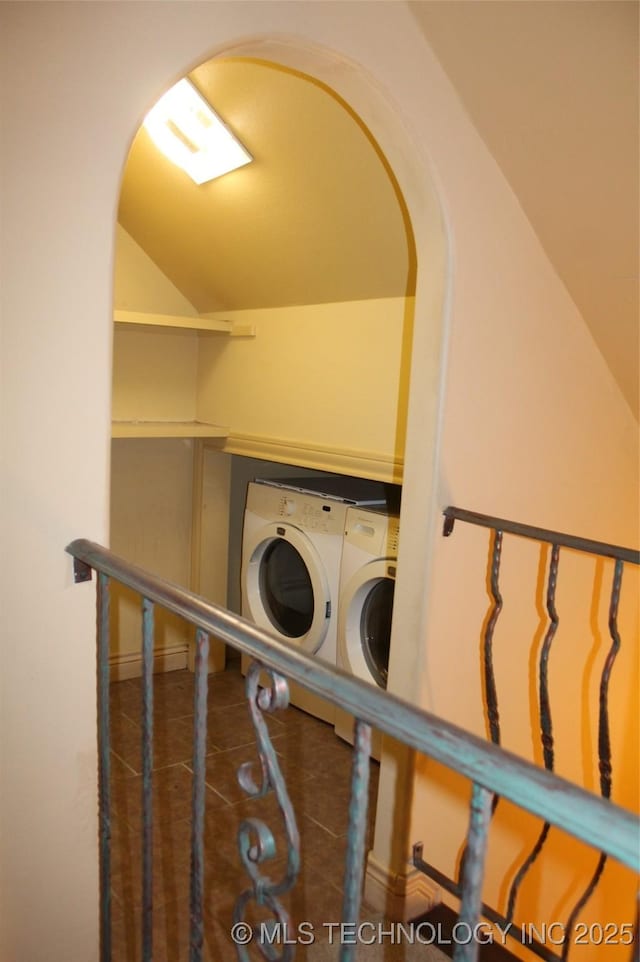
345, 509, 400, 556
387, 517, 400, 553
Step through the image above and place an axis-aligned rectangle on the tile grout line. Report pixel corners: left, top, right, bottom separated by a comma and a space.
182, 760, 234, 806
111, 748, 140, 777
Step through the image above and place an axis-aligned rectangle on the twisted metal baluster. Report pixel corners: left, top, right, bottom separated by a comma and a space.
506, 544, 560, 923
233, 661, 300, 962
561, 559, 624, 960
597, 558, 623, 801
453, 784, 494, 962
444, 519, 504, 751
484, 530, 504, 748
456, 531, 504, 889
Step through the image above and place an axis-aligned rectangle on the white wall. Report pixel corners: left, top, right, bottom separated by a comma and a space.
1, 3, 636, 961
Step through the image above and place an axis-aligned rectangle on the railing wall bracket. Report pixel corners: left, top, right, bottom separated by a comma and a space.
73, 557, 93, 583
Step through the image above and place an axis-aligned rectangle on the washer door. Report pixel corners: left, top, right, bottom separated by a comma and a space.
243, 521, 331, 654
339, 560, 395, 688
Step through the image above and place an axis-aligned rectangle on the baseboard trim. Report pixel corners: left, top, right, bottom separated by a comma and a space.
110, 644, 188, 682
364, 851, 440, 922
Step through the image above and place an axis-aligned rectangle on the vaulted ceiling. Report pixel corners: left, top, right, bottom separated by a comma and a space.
118, 2, 638, 417
118, 58, 411, 313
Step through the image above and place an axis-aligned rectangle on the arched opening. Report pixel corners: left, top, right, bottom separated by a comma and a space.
1, 3, 461, 954
110, 52, 417, 674
108, 35, 448, 943
111, 50, 424, 664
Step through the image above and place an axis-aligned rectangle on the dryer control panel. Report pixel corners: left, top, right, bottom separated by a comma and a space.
276, 494, 344, 535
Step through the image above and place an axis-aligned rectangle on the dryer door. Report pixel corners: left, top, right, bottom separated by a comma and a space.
242, 522, 331, 654
338, 560, 395, 688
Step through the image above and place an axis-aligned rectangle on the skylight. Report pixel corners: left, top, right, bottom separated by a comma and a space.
143, 78, 252, 185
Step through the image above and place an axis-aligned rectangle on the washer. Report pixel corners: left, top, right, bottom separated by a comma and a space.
241, 476, 388, 723
335, 505, 400, 754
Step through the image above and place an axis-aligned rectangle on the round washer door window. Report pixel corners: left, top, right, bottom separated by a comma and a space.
338, 560, 396, 689
360, 578, 394, 688
243, 522, 331, 654
259, 538, 314, 637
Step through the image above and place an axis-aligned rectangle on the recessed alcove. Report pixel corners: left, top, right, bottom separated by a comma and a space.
110, 55, 419, 678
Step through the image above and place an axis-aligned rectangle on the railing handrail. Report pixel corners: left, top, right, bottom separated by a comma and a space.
66, 537, 639, 873
443, 506, 640, 565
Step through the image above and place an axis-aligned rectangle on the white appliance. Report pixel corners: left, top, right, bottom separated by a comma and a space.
241, 476, 388, 723
335, 505, 400, 755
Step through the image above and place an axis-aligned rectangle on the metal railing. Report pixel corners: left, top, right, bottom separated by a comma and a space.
411, 507, 640, 961
66, 537, 639, 962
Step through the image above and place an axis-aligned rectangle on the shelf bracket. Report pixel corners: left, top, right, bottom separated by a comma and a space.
229, 323, 256, 338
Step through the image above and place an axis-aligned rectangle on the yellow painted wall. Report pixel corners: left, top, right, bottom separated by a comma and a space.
110, 438, 195, 669
190, 443, 232, 673
113, 223, 199, 316
197, 297, 412, 482
112, 224, 411, 669
112, 224, 200, 424
110, 227, 200, 668
112, 327, 199, 423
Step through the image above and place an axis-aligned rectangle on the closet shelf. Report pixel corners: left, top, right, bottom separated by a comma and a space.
112, 420, 229, 439
114, 310, 233, 334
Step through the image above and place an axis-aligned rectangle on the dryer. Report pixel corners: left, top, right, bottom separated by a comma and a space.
335, 505, 400, 753
241, 476, 387, 723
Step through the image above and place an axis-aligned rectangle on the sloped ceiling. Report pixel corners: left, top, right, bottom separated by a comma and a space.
119, 4, 638, 416
118, 58, 411, 313
409, 0, 638, 417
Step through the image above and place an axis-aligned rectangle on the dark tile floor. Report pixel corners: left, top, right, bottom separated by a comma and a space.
109, 660, 380, 960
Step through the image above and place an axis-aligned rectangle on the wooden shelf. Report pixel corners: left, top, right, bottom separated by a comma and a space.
114, 310, 233, 334
112, 420, 229, 439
